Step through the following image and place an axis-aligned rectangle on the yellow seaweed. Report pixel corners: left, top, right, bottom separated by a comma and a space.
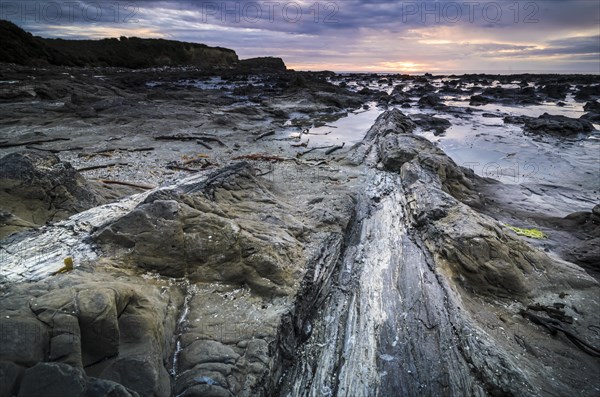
53, 256, 74, 275
506, 225, 547, 239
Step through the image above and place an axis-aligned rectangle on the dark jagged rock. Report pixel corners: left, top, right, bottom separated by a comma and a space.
580, 112, 600, 122
575, 85, 600, 101
504, 112, 595, 136
406, 83, 436, 97
411, 113, 452, 135
0, 84, 36, 101
469, 94, 493, 105
538, 83, 570, 99
470, 86, 540, 105
583, 100, 600, 112
417, 93, 446, 109
0, 150, 105, 238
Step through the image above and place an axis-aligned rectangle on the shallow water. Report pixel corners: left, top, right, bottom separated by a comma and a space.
297, 78, 599, 197
416, 117, 599, 191
288, 101, 383, 146
409, 95, 599, 191
445, 95, 585, 119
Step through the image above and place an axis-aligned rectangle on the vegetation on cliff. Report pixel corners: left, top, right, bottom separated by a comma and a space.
0, 19, 245, 68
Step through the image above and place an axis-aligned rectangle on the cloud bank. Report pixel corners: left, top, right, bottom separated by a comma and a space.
2, 0, 599, 72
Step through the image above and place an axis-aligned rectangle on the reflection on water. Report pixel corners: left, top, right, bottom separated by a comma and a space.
288, 102, 383, 146
292, 77, 598, 197
415, 120, 599, 189
445, 96, 585, 119
412, 93, 599, 192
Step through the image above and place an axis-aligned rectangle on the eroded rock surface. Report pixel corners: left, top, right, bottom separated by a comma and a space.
0, 150, 105, 238
1, 67, 599, 397
0, 158, 356, 396
92, 163, 305, 297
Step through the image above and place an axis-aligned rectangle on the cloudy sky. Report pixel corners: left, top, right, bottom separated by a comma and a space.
2, 0, 599, 73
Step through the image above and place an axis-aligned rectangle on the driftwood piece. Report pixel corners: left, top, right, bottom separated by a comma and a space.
0, 137, 70, 148
126, 147, 155, 152
325, 143, 345, 155
95, 147, 155, 153
155, 134, 196, 141
297, 145, 337, 157
198, 141, 212, 150
78, 162, 128, 172
520, 310, 600, 357
197, 136, 226, 146
79, 147, 155, 158
255, 130, 275, 141
155, 134, 226, 146
305, 130, 333, 135
98, 179, 156, 190
26, 145, 84, 153
181, 155, 210, 165
291, 139, 309, 148
166, 164, 199, 173
232, 154, 287, 162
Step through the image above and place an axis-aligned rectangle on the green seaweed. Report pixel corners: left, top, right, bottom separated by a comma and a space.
506, 225, 547, 239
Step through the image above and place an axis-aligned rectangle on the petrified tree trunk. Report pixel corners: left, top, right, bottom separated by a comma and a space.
274, 110, 600, 397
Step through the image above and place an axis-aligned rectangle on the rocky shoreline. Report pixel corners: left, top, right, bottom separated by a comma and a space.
1, 64, 599, 397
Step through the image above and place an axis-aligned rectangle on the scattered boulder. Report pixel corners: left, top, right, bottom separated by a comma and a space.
388, 85, 411, 105
411, 114, 452, 135
34, 81, 70, 100
0, 150, 104, 238
504, 113, 595, 136
583, 100, 600, 112
580, 112, 600, 122
469, 94, 492, 105
470, 86, 539, 105
417, 93, 445, 109
405, 83, 436, 96
574, 85, 600, 101
538, 84, 570, 99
